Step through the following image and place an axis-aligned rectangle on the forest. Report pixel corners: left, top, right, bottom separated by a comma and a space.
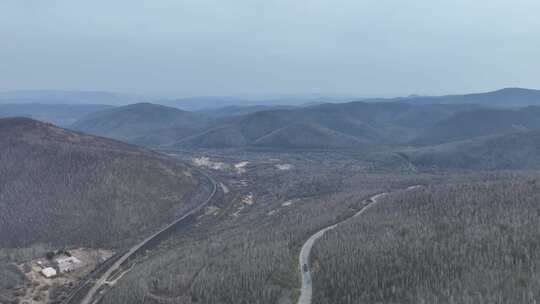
312, 177, 540, 304
95, 150, 475, 304
3, 0, 540, 302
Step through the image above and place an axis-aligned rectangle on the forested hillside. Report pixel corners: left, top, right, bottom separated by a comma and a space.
0, 117, 200, 249
71, 103, 209, 143
405, 130, 540, 170
415, 106, 540, 145
312, 179, 540, 304
69, 89, 540, 150
171, 102, 481, 149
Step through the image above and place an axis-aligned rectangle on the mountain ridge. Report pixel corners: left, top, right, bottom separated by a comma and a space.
0, 117, 200, 249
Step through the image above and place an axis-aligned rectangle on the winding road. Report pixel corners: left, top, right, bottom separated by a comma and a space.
297, 185, 422, 304
77, 169, 218, 304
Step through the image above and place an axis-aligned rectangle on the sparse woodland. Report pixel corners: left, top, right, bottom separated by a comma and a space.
98, 153, 440, 304
0, 118, 200, 250
3, 10, 540, 303
312, 179, 540, 304
0, 118, 204, 303
98, 193, 353, 303
6, 118, 540, 304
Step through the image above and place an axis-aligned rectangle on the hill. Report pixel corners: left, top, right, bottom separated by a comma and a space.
414, 106, 540, 145
197, 104, 296, 118
159, 94, 360, 111
400, 88, 540, 107
312, 180, 540, 303
0, 117, 200, 249
173, 102, 481, 149
405, 130, 540, 170
70, 90, 540, 150
253, 123, 368, 149
71, 103, 209, 144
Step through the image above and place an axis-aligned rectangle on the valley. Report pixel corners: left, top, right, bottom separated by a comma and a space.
4, 1, 540, 302
4, 88, 540, 304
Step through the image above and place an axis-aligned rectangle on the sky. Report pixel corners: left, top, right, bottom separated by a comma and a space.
1, 0, 539, 97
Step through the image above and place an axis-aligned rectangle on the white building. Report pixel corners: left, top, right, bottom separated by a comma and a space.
55, 256, 83, 273
41, 267, 57, 278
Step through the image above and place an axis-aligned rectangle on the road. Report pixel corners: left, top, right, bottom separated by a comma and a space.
297, 185, 422, 304
78, 169, 218, 304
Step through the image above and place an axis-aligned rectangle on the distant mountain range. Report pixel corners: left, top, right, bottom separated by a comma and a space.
393, 88, 540, 107
3, 87, 540, 108
159, 94, 361, 111
4, 87, 540, 151
71, 101, 481, 149
0, 90, 361, 110
196, 105, 297, 118
0, 90, 146, 105
0, 103, 113, 126
71, 103, 209, 142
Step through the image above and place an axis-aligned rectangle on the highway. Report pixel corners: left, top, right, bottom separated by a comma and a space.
75, 168, 218, 304
297, 185, 422, 304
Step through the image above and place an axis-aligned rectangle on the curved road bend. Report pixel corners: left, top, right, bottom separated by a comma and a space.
297, 185, 422, 304
79, 170, 218, 304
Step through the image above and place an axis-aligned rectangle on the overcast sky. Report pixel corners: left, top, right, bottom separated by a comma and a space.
1, 0, 539, 97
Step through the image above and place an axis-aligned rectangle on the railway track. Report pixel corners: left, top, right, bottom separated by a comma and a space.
62, 165, 218, 304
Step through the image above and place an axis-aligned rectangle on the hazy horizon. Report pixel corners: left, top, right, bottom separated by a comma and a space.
2, 0, 539, 97
2, 87, 539, 105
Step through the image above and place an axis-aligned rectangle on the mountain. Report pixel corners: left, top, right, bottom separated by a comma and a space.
400, 88, 540, 107
70, 88, 540, 150
0, 117, 200, 249
71, 103, 209, 144
197, 105, 297, 118
173, 102, 480, 149
405, 130, 540, 170
414, 106, 540, 145
159, 94, 361, 111
0, 90, 146, 105
0, 103, 113, 126
253, 123, 368, 149
160, 96, 253, 111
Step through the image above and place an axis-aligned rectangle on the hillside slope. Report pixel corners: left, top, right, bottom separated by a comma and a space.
401, 88, 540, 107
70, 92, 540, 150
405, 130, 540, 170
0, 117, 200, 249
415, 106, 540, 145
313, 181, 540, 303
253, 123, 368, 149
197, 105, 296, 118
173, 102, 480, 149
71, 103, 208, 144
